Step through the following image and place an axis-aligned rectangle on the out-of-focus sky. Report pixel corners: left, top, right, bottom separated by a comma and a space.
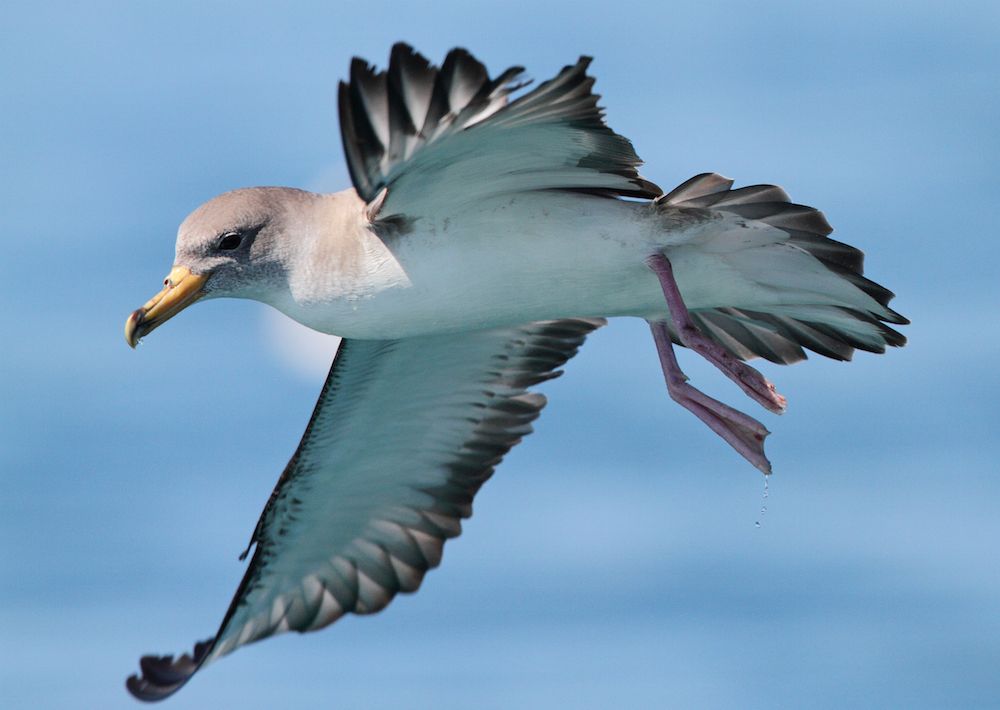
2, 2, 998, 708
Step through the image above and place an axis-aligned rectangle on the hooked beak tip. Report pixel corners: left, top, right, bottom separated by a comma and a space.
124, 265, 207, 350
125, 309, 144, 348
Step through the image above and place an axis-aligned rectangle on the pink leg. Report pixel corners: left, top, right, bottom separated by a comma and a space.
649, 320, 773, 474
645, 253, 787, 414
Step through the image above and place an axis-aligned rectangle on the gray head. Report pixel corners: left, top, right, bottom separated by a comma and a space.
125, 186, 319, 346
176, 187, 322, 298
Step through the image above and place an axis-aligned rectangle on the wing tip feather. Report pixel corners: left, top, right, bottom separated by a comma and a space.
125, 639, 214, 702
342, 46, 659, 203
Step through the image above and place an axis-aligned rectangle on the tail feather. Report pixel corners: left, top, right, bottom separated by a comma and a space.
696, 309, 808, 364
659, 173, 907, 364
658, 172, 734, 203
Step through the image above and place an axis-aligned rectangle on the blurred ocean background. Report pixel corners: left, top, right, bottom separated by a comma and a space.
2, 1, 998, 707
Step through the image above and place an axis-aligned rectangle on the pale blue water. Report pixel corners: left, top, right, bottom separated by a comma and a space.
3, 2, 999, 708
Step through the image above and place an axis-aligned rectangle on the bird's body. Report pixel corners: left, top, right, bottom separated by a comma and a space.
123, 44, 907, 702
206, 186, 887, 344
258, 188, 663, 338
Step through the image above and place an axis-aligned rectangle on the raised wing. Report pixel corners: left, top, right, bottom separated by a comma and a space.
338, 43, 661, 219
126, 318, 604, 701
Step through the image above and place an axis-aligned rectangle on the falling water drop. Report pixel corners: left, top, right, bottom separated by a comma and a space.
754, 474, 769, 528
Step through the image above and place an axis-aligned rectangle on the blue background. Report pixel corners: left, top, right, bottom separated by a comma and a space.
3, 1, 998, 707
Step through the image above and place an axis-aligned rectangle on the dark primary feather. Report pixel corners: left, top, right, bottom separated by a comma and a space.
339, 43, 519, 202
126, 640, 213, 702
125, 318, 604, 702
657, 173, 908, 364
338, 43, 660, 212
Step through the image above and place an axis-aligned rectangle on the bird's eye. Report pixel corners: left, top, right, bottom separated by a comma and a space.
218, 232, 242, 251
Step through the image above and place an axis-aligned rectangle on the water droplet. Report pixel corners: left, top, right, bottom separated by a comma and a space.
755, 474, 769, 529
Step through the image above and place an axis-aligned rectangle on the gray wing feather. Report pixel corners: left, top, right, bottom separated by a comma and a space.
126, 318, 604, 702
338, 43, 660, 216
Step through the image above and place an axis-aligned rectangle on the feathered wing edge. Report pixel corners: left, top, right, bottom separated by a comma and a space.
125, 318, 605, 702
339, 43, 525, 202
657, 173, 908, 364
338, 42, 660, 208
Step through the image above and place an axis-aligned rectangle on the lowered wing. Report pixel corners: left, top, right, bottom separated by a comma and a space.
126, 318, 604, 701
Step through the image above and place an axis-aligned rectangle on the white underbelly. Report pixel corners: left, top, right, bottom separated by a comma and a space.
284, 193, 673, 339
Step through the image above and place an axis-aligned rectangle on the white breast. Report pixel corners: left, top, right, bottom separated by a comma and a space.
275, 191, 669, 339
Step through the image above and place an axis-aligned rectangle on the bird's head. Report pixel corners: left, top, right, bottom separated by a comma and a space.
125, 187, 317, 347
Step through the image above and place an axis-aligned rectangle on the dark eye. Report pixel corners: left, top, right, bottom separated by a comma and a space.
218, 232, 242, 251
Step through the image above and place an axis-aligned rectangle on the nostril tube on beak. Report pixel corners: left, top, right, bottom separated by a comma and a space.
124, 265, 207, 350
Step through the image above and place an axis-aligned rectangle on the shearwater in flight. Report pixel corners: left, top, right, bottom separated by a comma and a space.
124, 43, 906, 701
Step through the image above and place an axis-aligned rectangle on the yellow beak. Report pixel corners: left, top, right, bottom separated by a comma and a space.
125, 265, 207, 348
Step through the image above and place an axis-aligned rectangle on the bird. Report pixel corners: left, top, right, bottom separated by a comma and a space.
123, 43, 907, 701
